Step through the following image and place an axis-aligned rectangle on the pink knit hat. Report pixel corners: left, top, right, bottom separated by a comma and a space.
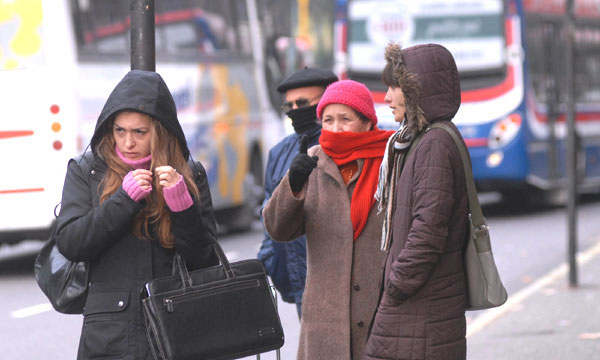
316, 79, 378, 126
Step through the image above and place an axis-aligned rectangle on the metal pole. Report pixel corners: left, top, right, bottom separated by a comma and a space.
565, 0, 578, 287
130, 0, 155, 71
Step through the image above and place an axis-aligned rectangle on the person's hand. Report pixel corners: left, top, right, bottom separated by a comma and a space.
155, 166, 180, 188
289, 135, 318, 193
132, 169, 153, 191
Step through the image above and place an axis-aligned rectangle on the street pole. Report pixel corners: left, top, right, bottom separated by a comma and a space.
130, 0, 155, 71
565, 0, 578, 287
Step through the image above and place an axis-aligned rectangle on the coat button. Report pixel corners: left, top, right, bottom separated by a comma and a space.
90, 170, 95, 175
353, 285, 360, 291
118, 301, 124, 307
358, 321, 364, 327
138, 104, 144, 111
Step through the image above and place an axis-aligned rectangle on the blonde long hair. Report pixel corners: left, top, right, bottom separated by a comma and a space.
96, 115, 200, 248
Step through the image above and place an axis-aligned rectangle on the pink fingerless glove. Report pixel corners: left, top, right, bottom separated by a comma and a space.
123, 171, 152, 202
163, 175, 193, 212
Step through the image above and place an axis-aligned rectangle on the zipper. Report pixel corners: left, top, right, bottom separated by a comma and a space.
163, 279, 260, 313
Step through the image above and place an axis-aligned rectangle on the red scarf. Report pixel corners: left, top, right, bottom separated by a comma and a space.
319, 129, 395, 240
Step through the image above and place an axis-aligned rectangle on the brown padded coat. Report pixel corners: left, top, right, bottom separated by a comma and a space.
263, 149, 386, 360
363, 44, 469, 360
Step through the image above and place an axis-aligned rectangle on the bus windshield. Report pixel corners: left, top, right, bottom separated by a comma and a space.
71, 0, 250, 61
347, 0, 506, 90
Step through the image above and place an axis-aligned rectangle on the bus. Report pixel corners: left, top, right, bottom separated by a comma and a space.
0, 0, 78, 244
0, 0, 293, 244
336, 0, 600, 202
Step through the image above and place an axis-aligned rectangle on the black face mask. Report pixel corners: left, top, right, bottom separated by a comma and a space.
286, 104, 319, 134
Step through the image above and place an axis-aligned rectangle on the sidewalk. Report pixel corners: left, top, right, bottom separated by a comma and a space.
466, 239, 600, 359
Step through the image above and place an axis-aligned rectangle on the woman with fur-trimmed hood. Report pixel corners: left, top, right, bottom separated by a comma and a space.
364, 43, 469, 360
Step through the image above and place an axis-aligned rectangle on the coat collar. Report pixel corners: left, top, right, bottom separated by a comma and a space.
312, 146, 364, 187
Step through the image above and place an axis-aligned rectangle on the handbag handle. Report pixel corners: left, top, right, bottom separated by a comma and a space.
173, 253, 193, 288
173, 241, 235, 288
211, 241, 235, 279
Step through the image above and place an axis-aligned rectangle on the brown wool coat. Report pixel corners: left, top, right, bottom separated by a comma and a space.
263, 147, 386, 360
364, 44, 469, 360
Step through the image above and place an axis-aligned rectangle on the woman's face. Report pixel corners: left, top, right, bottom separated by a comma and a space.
113, 111, 152, 160
321, 104, 372, 133
384, 86, 406, 123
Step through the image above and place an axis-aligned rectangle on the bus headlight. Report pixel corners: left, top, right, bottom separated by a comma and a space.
486, 151, 504, 167
488, 113, 521, 150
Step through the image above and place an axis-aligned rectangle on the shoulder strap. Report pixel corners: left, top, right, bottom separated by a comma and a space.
399, 128, 427, 171
75, 151, 96, 203
429, 123, 485, 229
75, 151, 95, 176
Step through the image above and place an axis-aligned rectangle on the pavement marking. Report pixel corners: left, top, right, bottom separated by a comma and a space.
11, 303, 53, 319
467, 237, 600, 338
7, 251, 239, 320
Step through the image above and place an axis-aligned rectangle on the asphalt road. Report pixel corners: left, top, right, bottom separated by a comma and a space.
1, 194, 600, 359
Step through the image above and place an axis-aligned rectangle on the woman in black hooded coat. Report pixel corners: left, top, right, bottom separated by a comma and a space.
55, 70, 218, 360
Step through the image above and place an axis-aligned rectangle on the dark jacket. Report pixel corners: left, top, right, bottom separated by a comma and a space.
55, 70, 218, 360
257, 124, 320, 305
364, 44, 469, 360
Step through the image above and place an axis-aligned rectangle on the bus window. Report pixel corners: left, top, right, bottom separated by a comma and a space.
68, 0, 288, 232
71, 0, 129, 58
156, 0, 238, 57
574, 25, 600, 104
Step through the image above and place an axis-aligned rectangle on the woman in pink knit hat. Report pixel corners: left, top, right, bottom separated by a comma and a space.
263, 79, 395, 360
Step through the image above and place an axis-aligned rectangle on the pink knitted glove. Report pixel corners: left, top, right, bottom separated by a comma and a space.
163, 175, 193, 212
122, 171, 152, 202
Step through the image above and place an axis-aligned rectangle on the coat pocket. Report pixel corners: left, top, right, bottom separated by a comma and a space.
81, 290, 130, 359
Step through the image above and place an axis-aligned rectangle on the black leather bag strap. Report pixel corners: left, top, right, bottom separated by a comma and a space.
173, 241, 235, 287
75, 151, 94, 183
173, 253, 193, 288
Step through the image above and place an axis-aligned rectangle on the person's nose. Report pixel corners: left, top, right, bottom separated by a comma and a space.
125, 132, 135, 149
333, 121, 343, 133
384, 88, 393, 104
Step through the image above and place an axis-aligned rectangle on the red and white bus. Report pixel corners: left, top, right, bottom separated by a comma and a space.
335, 0, 600, 202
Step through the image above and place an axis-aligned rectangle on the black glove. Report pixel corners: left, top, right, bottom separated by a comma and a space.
289, 135, 318, 193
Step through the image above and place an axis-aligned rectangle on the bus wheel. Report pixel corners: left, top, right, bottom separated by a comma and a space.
224, 150, 264, 232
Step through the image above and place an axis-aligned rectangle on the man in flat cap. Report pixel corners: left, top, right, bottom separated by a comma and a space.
258, 67, 337, 318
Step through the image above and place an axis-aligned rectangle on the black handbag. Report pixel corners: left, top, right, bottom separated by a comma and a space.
33, 223, 89, 314
34, 154, 93, 314
141, 242, 285, 360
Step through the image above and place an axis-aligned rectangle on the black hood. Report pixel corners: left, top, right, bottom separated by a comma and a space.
90, 70, 189, 160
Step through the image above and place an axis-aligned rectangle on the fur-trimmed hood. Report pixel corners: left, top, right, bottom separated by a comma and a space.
384, 43, 461, 134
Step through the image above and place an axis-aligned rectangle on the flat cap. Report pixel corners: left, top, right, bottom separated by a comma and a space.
276, 67, 338, 93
